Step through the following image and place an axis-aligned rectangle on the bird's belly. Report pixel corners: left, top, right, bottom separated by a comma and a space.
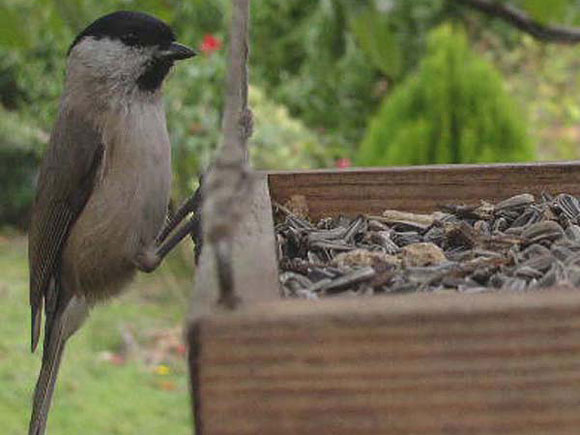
62, 107, 172, 301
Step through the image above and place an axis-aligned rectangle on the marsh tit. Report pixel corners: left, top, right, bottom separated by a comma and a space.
28, 11, 196, 434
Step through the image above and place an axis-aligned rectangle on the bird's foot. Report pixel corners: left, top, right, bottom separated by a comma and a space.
133, 250, 161, 273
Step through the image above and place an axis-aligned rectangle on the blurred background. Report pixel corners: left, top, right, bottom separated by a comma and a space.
0, 0, 579, 433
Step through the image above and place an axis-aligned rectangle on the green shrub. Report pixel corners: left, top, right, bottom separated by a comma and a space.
249, 86, 331, 170
0, 108, 45, 227
252, 0, 382, 152
165, 46, 330, 199
356, 24, 535, 166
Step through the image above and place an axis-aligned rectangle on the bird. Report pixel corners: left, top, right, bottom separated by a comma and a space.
28, 11, 197, 434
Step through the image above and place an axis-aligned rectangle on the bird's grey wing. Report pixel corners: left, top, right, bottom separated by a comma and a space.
28, 109, 104, 352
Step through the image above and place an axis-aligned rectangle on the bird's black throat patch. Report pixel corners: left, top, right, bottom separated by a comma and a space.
137, 58, 173, 92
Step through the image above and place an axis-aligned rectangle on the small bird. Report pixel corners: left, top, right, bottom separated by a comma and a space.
28, 11, 197, 434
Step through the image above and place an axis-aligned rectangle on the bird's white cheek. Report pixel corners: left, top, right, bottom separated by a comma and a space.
71, 38, 153, 89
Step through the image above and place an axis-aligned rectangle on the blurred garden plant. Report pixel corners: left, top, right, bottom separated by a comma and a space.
357, 24, 535, 166
1, 0, 580, 226
0, 108, 46, 226
0, 0, 331, 224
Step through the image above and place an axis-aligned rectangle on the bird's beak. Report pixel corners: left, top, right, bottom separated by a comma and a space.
159, 42, 197, 61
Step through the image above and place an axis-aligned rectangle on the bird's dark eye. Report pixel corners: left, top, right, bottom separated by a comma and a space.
122, 32, 140, 46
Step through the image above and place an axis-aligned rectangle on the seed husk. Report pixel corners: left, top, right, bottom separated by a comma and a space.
274, 192, 580, 298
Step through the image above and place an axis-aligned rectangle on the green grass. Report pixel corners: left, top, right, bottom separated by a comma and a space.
0, 233, 193, 434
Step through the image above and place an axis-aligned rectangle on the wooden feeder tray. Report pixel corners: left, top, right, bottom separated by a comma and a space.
188, 162, 580, 435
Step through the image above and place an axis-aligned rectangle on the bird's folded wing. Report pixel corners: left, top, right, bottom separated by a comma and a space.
28, 109, 104, 352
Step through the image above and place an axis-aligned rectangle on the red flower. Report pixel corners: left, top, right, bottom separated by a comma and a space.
200, 34, 222, 55
175, 343, 187, 356
109, 354, 126, 366
335, 158, 352, 169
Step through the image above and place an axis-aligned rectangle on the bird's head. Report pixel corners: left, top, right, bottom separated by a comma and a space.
67, 11, 196, 94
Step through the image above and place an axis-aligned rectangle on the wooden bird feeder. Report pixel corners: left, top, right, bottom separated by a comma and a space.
188, 161, 580, 434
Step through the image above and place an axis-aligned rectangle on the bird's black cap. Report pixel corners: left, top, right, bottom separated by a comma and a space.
68, 11, 176, 55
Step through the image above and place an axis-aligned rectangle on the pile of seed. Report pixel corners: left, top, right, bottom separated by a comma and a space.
274, 193, 580, 299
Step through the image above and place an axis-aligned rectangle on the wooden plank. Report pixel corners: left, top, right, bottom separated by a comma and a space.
190, 289, 580, 435
189, 173, 280, 321
267, 162, 580, 220
190, 162, 580, 432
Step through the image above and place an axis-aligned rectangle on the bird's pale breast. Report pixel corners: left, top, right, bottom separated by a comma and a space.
62, 100, 172, 301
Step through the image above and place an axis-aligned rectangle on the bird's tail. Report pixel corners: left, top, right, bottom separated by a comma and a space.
28, 323, 67, 435
29, 296, 88, 434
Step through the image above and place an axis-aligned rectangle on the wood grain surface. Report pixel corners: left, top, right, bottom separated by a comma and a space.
191, 290, 580, 434
189, 173, 279, 321
267, 162, 580, 219
190, 162, 580, 434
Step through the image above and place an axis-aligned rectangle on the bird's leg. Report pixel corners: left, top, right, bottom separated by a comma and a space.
155, 179, 203, 245
156, 214, 201, 262
134, 215, 201, 273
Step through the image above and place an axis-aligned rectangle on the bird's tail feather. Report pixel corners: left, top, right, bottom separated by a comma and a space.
28, 319, 67, 435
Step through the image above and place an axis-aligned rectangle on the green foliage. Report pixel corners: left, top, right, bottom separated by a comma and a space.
523, 0, 567, 23
249, 87, 332, 170
165, 47, 329, 199
0, 0, 331, 220
489, 34, 580, 160
251, 0, 320, 85
163, 42, 227, 199
252, 0, 450, 151
0, 108, 45, 226
0, 0, 578, 227
349, 7, 401, 79
0, 236, 192, 435
252, 0, 381, 151
517, 0, 580, 25
357, 24, 535, 166
346, 0, 447, 80
0, 7, 32, 49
